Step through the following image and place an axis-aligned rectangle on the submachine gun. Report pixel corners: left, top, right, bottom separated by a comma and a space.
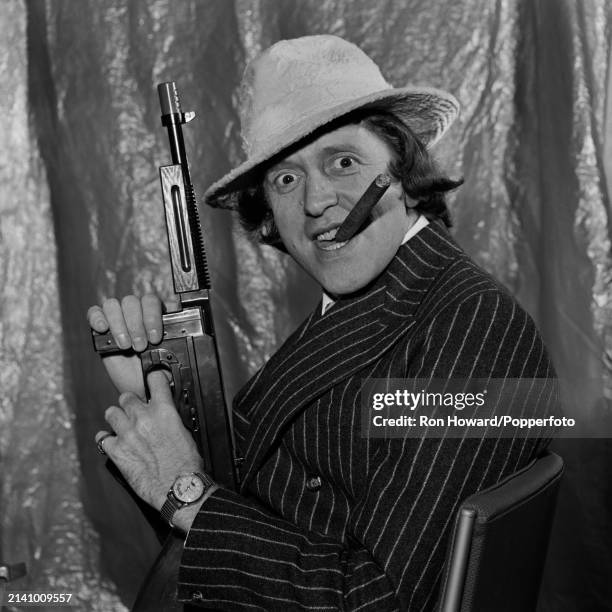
93, 82, 238, 610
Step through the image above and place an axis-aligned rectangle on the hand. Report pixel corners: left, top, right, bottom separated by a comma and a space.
87, 294, 165, 398
95, 371, 204, 511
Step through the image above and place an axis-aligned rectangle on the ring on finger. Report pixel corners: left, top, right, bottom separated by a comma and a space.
97, 432, 116, 456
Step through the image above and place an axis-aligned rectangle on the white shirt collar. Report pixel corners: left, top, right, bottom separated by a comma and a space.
321, 215, 430, 314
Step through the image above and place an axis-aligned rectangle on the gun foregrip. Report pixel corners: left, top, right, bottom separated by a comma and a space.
92, 307, 207, 355
92, 329, 124, 354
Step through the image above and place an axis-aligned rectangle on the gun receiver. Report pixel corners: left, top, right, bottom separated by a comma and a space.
93, 82, 237, 491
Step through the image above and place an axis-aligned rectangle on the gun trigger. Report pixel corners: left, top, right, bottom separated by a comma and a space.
184, 111, 195, 123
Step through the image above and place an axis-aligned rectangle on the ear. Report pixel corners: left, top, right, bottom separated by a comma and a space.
261, 218, 289, 253
403, 193, 418, 209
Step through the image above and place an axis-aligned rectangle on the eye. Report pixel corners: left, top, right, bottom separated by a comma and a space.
335, 156, 354, 168
328, 154, 360, 174
270, 171, 301, 193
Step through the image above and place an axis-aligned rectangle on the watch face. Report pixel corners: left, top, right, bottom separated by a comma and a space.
172, 473, 206, 503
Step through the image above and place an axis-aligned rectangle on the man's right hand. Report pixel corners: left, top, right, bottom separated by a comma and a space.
87, 294, 164, 398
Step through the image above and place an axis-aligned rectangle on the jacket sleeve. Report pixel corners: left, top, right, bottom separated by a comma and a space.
177, 290, 555, 611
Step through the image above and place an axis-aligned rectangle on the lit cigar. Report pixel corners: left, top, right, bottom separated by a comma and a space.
334, 174, 391, 243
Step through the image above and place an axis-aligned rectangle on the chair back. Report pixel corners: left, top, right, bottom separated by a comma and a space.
437, 451, 564, 612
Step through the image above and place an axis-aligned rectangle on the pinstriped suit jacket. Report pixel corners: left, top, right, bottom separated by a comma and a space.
177, 221, 554, 611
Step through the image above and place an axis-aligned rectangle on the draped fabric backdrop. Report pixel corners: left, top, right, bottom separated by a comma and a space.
1, 0, 610, 610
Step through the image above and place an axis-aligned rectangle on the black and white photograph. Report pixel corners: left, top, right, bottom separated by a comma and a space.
1, 1, 611, 610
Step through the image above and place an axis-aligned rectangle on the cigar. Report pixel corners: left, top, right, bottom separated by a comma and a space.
334, 174, 391, 242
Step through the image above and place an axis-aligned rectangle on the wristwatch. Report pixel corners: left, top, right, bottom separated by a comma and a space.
160, 472, 214, 528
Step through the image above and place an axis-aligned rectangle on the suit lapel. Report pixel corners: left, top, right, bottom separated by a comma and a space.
237, 222, 464, 491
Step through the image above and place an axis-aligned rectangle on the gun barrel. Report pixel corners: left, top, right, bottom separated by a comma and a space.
157, 82, 211, 291
158, 82, 181, 115
158, 82, 192, 182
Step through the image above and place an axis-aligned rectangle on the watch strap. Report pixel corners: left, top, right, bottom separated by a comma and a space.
160, 492, 183, 527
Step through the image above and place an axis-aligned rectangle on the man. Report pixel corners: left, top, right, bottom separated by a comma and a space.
88, 35, 554, 610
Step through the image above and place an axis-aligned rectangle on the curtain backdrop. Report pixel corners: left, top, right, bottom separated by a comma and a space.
1, 0, 610, 609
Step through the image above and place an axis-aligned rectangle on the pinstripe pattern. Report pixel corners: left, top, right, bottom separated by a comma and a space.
178, 221, 554, 610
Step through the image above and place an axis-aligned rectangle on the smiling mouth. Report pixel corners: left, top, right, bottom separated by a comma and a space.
313, 217, 376, 251
314, 227, 349, 251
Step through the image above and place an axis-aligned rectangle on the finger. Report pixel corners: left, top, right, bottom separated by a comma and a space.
141, 294, 163, 345
95, 430, 118, 456
118, 391, 145, 419
95, 430, 114, 445
121, 295, 148, 352
87, 305, 109, 333
102, 298, 131, 350
104, 405, 131, 434
147, 370, 175, 406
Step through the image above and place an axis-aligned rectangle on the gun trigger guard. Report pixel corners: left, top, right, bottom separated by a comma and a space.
140, 348, 181, 401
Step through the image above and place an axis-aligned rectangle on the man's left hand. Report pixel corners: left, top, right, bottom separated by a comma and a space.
95, 370, 204, 511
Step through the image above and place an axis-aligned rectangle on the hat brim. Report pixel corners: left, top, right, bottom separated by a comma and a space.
204, 86, 459, 209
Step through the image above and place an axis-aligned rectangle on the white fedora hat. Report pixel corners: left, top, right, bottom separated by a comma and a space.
205, 35, 460, 208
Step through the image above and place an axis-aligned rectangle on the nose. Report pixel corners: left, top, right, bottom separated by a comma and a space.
303, 174, 338, 217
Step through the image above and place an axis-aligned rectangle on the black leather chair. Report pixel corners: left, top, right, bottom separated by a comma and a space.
437, 451, 564, 612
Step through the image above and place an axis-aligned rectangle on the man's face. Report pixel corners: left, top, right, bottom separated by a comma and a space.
264, 124, 414, 296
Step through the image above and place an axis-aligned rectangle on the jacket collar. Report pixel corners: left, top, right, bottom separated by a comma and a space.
237, 221, 464, 490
